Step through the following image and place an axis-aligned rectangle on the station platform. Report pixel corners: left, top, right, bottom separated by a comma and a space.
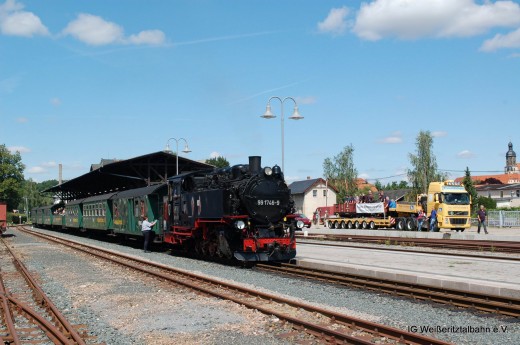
301, 224, 520, 242
294, 235, 520, 299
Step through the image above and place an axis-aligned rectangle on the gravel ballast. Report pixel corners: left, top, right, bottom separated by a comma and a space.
5, 227, 520, 345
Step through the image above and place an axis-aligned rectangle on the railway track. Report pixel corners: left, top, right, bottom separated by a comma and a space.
19, 226, 452, 345
256, 262, 520, 318
297, 238, 520, 262
297, 233, 520, 254
0, 236, 100, 345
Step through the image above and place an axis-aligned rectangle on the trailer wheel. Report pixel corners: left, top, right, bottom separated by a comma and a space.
369, 221, 376, 230
406, 218, 416, 231
334, 221, 340, 229
328, 221, 333, 228
361, 221, 368, 229
347, 221, 353, 229
396, 218, 405, 230
340, 221, 346, 229
354, 220, 360, 229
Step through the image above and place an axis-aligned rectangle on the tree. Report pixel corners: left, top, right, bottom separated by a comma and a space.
482, 177, 502, 185
374, 180, 383, 191
407, 131, 447, 196
0, 144, 25, 211
461, 167, 478, 212
476, 196, 496, 210
205, 156, 230, 169
323, 144, 358, 203
383, 180, 409, 190
20, 179, 58, 211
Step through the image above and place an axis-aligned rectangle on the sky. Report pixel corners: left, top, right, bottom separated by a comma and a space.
1, 0, 520, 186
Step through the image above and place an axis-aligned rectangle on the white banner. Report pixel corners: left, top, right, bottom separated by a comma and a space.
356, 202, 384, 214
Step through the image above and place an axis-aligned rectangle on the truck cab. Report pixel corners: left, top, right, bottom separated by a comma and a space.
427, 181, 471, 231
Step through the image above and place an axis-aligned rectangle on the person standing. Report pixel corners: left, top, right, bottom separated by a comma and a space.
417, 209, 426, 231
429, 208, 437, 232
141, 215, 157, 252
477, 205, 489, 234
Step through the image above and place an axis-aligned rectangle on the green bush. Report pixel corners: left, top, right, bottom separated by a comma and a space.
8, 213, 27, 224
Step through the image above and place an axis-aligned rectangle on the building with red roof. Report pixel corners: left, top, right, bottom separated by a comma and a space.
455, 142, 520, 207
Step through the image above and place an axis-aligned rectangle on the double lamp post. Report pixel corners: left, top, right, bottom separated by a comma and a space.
164, 138, 191, 175
260, 96, 303, 173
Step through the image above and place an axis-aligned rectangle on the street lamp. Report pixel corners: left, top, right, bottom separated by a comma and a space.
164, 138, 192, 175
261, 96, 303, 173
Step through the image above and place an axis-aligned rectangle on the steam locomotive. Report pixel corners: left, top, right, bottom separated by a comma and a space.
165, 156, 298, 261
32, 156, 300, 262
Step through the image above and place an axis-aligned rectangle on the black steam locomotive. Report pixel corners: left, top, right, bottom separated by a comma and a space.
165, 156, 300, 261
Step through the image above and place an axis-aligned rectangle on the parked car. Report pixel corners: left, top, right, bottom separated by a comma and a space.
295, 214, 311, 229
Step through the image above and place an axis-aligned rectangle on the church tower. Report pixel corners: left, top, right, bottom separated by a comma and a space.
505, 141, 518, 174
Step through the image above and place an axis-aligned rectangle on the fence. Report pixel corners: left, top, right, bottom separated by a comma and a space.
479, 210, 520, 228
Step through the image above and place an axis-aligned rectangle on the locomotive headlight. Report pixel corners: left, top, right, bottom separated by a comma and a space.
235, 220, 246, 230
296, 220, 305, 229
264, 167, 273, 176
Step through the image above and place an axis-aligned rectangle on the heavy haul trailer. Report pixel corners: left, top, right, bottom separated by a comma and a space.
323, 181, 471, 232
326, 199, 424, 230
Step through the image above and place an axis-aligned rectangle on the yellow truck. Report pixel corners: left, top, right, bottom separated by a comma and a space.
426, 180, 471, 232
325, 180, 471, 231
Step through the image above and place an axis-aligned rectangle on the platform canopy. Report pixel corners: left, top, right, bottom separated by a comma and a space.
44, 151, 213, 200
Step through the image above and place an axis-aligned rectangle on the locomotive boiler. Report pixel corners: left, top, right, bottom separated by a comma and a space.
164, 156, 300, 262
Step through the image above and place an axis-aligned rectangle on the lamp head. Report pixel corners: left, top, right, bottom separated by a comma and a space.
289, 105, 303, 120
261, 104, 276, 119
182, 143, 192, 154
164, 143, 173, 153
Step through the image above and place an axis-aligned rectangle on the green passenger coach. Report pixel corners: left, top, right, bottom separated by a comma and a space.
82, 194, 116, 231
112, 184, 167, 239
65, 199, 84, 229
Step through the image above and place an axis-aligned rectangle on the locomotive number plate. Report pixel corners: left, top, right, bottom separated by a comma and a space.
258, 200, 280, 206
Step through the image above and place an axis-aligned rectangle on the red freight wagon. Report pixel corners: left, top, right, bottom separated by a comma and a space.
0, 201, 7, 234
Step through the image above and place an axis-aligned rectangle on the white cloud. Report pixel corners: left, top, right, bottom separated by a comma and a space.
480, 27, 520, 51
295, 96, 317, 105
62, 13, 165, 46
379, 131, 402, 144
457, 150, 475, 158
432, 131, 448, 137
127, 30, 165, 45
16, 117, 27, 123
7, 145, 30, 153
318, 7, 349, 35
352, 0, 520, 41
62, 14, 124, 46
27, 166, 46, 174
0, 0, 49, 37
359, 172, 370, 179
209, 152, 221, 159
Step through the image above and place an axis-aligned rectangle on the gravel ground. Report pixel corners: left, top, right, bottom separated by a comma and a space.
5, 227, 520, 345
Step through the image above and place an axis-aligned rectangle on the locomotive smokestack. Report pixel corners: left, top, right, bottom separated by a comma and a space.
249, 156, 261, 174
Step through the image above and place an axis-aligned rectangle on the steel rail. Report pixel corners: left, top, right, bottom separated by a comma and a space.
20, 227, 452, 345
0, 279, 21, 345
1, 293, 75, 344
256, 263, 520, 318
1, 239, 88, 345
298, 234, 520, 254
